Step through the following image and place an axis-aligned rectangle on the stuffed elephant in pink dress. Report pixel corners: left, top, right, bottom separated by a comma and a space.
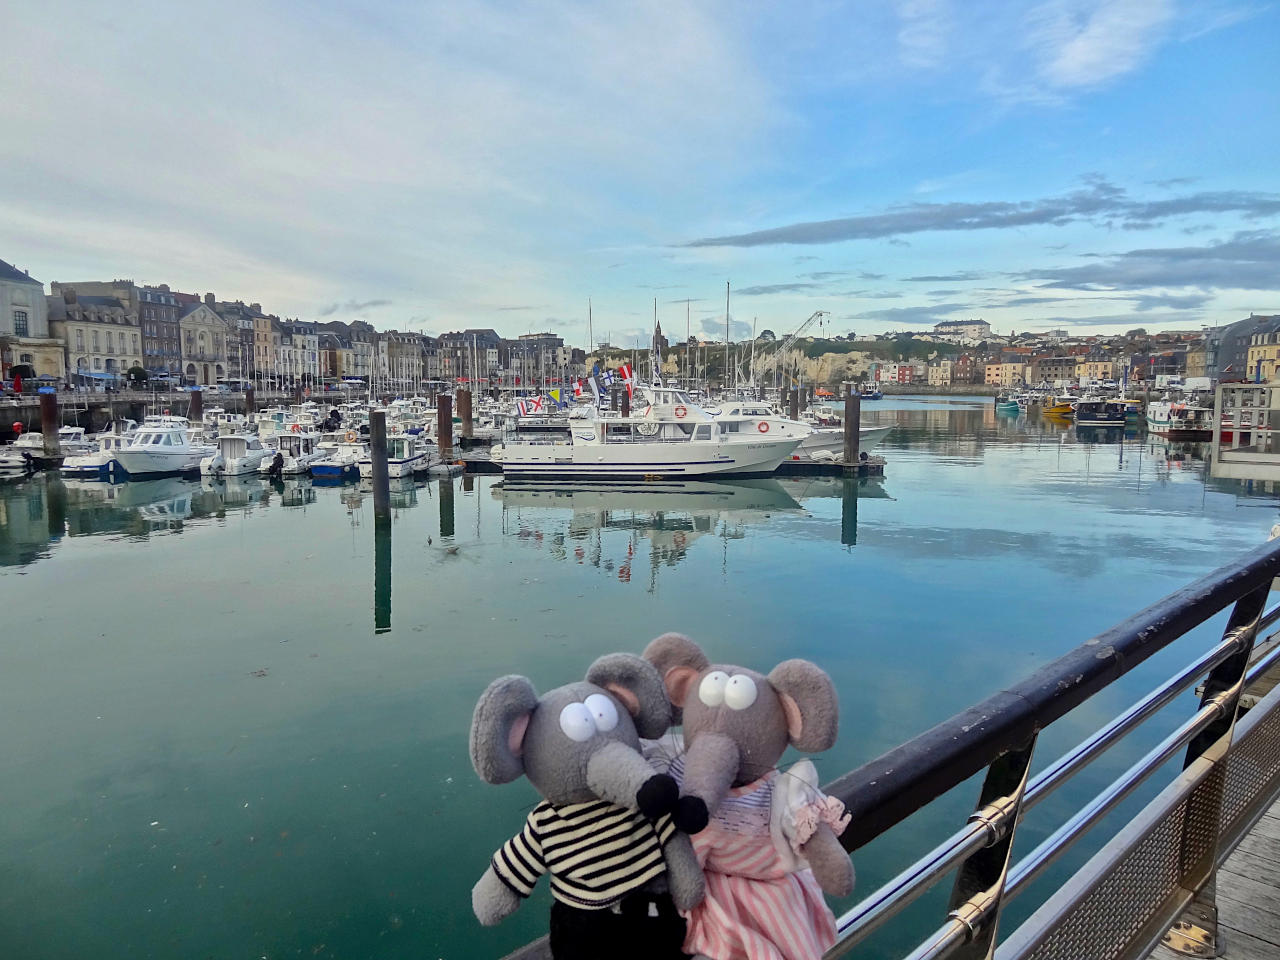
643, 634, 855, 960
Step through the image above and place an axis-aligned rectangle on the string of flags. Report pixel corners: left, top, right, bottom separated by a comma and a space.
514, 362, 637, 414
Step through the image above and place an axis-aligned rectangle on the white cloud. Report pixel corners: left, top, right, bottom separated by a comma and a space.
895, 0, 953, 68
1025, 0, 1175, 90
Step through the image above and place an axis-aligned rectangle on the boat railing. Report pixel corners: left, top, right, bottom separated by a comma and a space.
496, 540, 1280, 960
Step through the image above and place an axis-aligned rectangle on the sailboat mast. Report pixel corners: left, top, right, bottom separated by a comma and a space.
724, 281, 730, 392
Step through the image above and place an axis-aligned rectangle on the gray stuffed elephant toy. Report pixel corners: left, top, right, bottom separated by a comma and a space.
643, 633, 855, 960
470, 652, 704, 960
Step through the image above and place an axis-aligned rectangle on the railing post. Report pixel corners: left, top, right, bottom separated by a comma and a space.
1161, 581, 1270, 958
944, 736, 1037, 960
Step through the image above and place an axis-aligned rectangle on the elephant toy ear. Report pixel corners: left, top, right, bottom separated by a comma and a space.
586, 653, 672, 739
641, 633, 710, 725
768, 659, 839, 752
470, 675, 539, 784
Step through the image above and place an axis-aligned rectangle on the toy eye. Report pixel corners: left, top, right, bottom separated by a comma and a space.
584, 694, 619, 732
724, 674, 758, 711
698, 671, 730, 707
559, 702, 596, 741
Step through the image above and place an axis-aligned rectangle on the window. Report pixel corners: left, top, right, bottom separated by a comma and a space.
105, 331, 113, 353
94, 358, 101, 370
76, 330, 84, 351
133, 334, 139, 352
19, 353, 33, 364
12, 310, 28, 336
92, 331, 100, 351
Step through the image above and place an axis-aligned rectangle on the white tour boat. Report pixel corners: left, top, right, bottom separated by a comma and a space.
491, 388, 802, 479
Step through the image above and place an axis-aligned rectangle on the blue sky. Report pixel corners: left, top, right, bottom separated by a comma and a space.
3, 1, 1278, 347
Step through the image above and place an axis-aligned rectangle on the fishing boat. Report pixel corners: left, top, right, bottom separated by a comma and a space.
310, 437, 368, 481
200, 434, 272, 477
100, 417, 215, 479
491, 388, 802, 479
994, 396, 1021, 415
1072, 398, 1126, 427
1146, 400, 1213, 440
61, 419, 140, 479
358, 433, 429, 479
1043, 396, 1077, 419
859, 385, 883, 400
259, 430, 324, 476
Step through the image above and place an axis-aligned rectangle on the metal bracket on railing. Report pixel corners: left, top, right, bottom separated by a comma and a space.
944, 735, 1037, 960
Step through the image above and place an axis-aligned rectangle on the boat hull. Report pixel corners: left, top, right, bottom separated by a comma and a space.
496, 436, 802, 479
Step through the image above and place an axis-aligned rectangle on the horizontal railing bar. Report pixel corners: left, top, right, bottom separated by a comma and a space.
828, 821, 989, 954
1020, 633, 1241, 814
827, 632, 1242, 954
824, 540, 1280, 852
1244, 632, 1280, 686
901, 918, 968, 960
1003, 697, 1225, 901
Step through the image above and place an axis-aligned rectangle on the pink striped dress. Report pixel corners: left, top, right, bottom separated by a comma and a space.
667, 754, 848, 960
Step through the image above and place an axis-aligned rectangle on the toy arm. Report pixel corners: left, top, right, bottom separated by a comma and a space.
799, 822, 855, 897
474, 817, 547, 926
473, 864, 523, 926
659, 830, 706, 912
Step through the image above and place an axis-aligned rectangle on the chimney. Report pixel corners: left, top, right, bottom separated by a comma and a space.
205, 292, 216, 306
250, 303, 261, 314
63, 288, 77, 304
159, 283, 170, 292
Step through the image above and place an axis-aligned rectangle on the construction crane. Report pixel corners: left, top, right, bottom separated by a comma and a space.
753, 310, 830, 387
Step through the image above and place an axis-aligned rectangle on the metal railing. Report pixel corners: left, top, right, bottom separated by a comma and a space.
499, 540, 1280, 960
822, 536, 1280, 960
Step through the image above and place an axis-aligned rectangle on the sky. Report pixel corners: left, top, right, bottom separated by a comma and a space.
3, 1, 1279, 348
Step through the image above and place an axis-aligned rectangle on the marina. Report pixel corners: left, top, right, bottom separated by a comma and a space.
4, 397, 1280, 959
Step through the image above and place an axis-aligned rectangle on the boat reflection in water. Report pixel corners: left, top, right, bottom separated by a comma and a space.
492, 479, 806, 584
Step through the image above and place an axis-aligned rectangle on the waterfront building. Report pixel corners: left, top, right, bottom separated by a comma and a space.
1075, 359, 1116, 382
252, 310, 280, 384
1028, 356, 1077, 385
277, 321, 320, 386
1246, 318, 1280, 382
47, 283, 142, 383
178, 302, 231, 385
440, 328, 502, 384
0, 259, 64, 381
138, 284, 184, 379
926, 359, 953, 386
984, 361, 1026, 388
1209, 315, 1280, 382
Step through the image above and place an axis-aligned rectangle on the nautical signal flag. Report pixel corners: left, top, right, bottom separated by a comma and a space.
618, 363, 635, 397
573, 380, 583, 399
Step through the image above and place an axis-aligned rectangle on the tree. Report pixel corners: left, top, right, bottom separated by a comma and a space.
127, 366, 148, 385
757, 329, 776, 342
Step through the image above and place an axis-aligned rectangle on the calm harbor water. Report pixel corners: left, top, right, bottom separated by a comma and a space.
2, 396, 1277, 960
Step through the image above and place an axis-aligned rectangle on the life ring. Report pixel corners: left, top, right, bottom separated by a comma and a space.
674, 405, 688, 419
758, 421, 770, 433
344, 430, 357, 442
290, 423, 301, 433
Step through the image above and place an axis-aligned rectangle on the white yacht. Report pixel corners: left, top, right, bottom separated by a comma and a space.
200, 434, 272, 477
714, 400, 892, 461
61, 420, 140, 479
259, 430, 324, 476
358, 434, 430, 479
111, 416, 216, 478
491, 388, 802, 479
